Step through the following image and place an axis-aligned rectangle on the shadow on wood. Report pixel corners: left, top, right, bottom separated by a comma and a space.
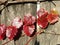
57, 44, 60, 45
35, 40, 40, 45
14, 25, 23, 41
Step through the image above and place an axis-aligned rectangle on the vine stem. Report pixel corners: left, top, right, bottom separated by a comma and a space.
2, 34, 25, 45
25, 30, 44, 45
25, 30, 60, 45
2, 30, 60, 45
2, 40, 12, 45
2, 30, 44, 45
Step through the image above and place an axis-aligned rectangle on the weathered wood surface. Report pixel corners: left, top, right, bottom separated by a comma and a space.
0, 0, 60, 45
0, 0, 37, 45
37, 1, 60, 45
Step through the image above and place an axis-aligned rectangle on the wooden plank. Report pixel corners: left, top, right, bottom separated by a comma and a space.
14, 3, 37, 45
50, 1, 60, 45
1, 0, 16, 44
0, 0, 37, 45
13, 4, 24, 45
1, 4, 8, 45
0, 2, 2, 45
37, 1, 60, 45
37, 1, 52, 45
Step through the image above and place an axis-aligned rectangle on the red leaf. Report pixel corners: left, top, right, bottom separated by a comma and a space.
37, 17, 48, 29
37, 8, 48, 18
6, 26, 17, 40
0, 24, 6, 40
12, 17, 23, 29
47, 13, 59, 24
23, 13, 36, 25
37, 8, 48, 29
23, 25, 35, 36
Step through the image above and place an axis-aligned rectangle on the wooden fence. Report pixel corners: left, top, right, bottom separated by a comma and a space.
0, 0, 60, 45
